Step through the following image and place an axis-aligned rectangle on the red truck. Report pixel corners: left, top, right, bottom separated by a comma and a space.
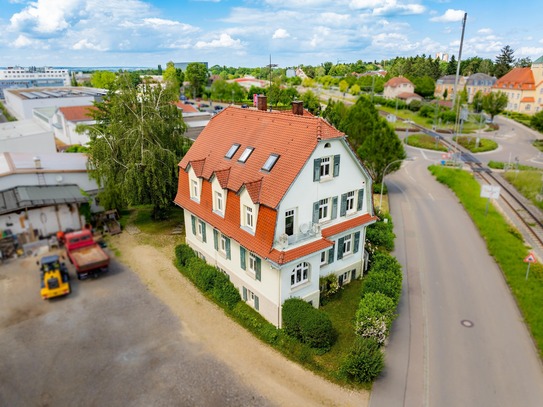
65, 229, 110, 279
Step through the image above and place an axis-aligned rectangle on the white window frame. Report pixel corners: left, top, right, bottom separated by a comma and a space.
244, 205, 254, 229
346, 190, 355, 213
291, 262, 309, 288
190, 179, 199, 201
285, 209, 295, 236
343, 234, 353, 256
220, 235, 227, 255
197, 221, 204, 240
249, 253, 258, 275
319, 198, 330, 222
320, 251, 328, 266
320, 156, 331, 179
214, 190, 224, 213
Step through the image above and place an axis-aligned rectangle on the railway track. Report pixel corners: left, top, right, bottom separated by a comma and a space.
436, 135, 543, 253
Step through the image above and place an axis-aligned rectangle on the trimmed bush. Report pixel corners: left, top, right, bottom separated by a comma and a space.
362, 270, 402, 306
212, 274, 241, 309
366, 215, 395, 252
355, 292, 396, 344
193, 264, 218, 292
175, 244, 195, 267
282, 298, 336, 351
231, 302, 280, 345
370, 251, 402, 277
340, 337, 384, 383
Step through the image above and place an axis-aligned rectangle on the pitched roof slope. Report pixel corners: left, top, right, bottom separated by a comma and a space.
494, 67, 535, 90
384, 76, 413, 87
58, 105, 96, 121
178, 106, 344, 209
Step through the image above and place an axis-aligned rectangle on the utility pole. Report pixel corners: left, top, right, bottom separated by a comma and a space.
451, 12, 467, 157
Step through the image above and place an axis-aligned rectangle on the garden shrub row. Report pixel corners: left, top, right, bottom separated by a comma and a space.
282, 298, 337, 352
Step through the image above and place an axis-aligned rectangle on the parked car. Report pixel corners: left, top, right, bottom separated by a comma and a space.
241, 104, 248, 108
198, 103, 210, 109
214, 105, 224, 111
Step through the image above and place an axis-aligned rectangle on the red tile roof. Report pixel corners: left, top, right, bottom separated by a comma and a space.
58, 105, 96, 122
397, 92, 422, 100
174, 106, 374, 265
521, 97, 535, 103
174, 101, 199, 113
177, 106, 344, 209
384, 76, 413, 88
494, 67, 535, 91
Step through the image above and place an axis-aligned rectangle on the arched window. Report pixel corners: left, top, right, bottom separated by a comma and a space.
291, 262, 310, 287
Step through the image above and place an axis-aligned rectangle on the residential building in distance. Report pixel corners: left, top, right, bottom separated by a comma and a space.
52, 105, 97, 147
174, 98, 377, 327
492, 55, 543, 115
434, 75, 465, 100
174, 62, 208, 71
0, 66, 70, 99
383, 76, 422, 103
174, 101, 212, 140
435, 74, 496, 104
3, 87, 106, 120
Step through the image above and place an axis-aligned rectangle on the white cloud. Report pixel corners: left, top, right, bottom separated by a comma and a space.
478, 28, 493, 35
13, 34, 35, 48
10, 0, 83, 36
195, 33, 243, 49
272, 28, 290, 39
516, 46, 543, 58
72, 38, 107, 51
430, 9, 465, 23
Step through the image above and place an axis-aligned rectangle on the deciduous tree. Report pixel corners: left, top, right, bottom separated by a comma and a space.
482, 91, 508, 120
185, 63, 209, 98
84, 74, 190, 220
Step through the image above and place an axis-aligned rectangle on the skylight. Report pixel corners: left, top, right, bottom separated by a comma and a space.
262, 154, 279, 172
238, 147, 254, 163
225, 143, 240, 159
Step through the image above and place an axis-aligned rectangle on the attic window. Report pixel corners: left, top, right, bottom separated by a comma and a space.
262, 154, 279, 172
324, 142, 331, 148
238, 147, 254, 163
225, 143, 240, 159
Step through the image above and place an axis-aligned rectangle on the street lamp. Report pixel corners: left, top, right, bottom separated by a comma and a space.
379, 157, 415, 210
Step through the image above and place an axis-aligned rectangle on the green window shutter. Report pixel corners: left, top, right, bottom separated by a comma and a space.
357, 188, 364, 211
331, 196, 338, 219
191, 215, 196, 235
225, 237, 231, 260
312, 201, 319, 223
200, 221, 207, 243
337, 237, 344, 260
354, 231, 361, 253
240, 246, 246, 270
333, 154, 340, 177
254, 295, 259, 311
255, 257, 261, 281
328, 244, 335, 264
243, 286, 247, 301
213, 229, 219, 250
340, 193, 347, 216
313, 158, 321, 181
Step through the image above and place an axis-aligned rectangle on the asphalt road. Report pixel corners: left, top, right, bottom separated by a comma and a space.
370, 145, 543, 406
0, 251, 273, 407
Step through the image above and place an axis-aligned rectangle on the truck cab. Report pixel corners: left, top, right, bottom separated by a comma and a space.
39, 255, 71, 300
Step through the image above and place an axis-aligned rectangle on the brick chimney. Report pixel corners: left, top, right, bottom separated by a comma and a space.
292, 101, 304, 115
257, 95, 267, 111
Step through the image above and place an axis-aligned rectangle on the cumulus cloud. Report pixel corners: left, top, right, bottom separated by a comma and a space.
195, 33, 243, 49
430, 9, 465, 23
72, 38, 107, 51
13, 34, 36, 48
272, 28, 290, 39
350, 0, 425, 15
478, 28, 493, 35
10, 0, 83, 36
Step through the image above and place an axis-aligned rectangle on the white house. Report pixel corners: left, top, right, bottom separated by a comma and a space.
0, 152, 100, 239
383, 76, 420, 101
174, 98, 377, 327
52, 105, 97, 146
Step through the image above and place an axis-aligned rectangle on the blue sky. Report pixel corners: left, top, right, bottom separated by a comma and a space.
1, 0, 542, 69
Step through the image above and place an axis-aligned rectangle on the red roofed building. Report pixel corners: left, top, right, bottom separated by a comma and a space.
383, 76, 417, 100
174, 97, 377, 326
52, 105, 97, 146
492, 55, 543, 115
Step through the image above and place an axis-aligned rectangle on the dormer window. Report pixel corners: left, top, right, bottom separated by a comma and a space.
238, 147, 254, 163
225, 143, 240, 159
262, 154, 279, 172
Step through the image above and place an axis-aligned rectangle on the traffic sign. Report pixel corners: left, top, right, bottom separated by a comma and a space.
524, 252, 537, 264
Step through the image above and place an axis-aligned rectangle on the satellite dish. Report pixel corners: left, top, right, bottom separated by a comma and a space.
279, 233, 288, 244
56, 175, 63, 183
299, 223, 310, 234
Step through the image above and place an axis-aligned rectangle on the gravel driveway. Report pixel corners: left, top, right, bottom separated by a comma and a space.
0, 251, 272, 407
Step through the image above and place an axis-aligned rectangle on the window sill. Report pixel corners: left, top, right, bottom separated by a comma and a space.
240, 225, 255, 236
190, 197, 200, 203
246, 270, 257, 280
290, 281, 310, 292
212, 209, 224, 218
